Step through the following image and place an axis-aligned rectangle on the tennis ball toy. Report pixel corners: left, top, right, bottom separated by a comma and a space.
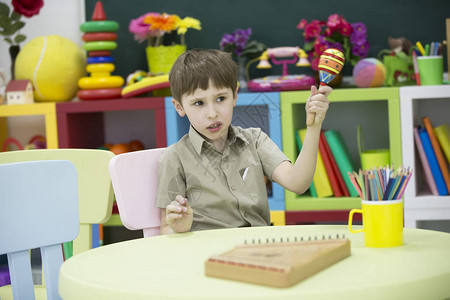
15, 35, 86, 102
353, 58, 386, 88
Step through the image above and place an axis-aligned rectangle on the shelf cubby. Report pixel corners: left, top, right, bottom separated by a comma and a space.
400, 85, 450, 228
280, 87, 402, 223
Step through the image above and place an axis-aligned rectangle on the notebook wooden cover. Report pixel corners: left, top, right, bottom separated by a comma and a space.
205, 237, 351, 288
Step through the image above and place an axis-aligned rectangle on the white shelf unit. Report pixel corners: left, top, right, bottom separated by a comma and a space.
400, 85, 450, 228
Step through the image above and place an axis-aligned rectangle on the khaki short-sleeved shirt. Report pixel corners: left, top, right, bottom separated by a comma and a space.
156, 125, 289, 231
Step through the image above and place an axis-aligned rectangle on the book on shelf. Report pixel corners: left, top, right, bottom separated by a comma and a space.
324, 130, 359, 197
318, 131, 344, 197
298, 129, 333, 198
422, 117, 450, 193
320, 131, 350, 197
205, 237, 351, 288
296, 130, 317, 197
434, 123, 450, 165
414, 127, 439, 196
418, 127, 449, 196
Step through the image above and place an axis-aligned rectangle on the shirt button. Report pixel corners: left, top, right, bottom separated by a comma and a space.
244, 212, 248, 218
231, 186, 236, 191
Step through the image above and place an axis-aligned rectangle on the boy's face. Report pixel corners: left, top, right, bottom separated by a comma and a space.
172, 80, 237, 148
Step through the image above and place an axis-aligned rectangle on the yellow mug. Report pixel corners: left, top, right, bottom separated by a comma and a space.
348, 200, 403, 247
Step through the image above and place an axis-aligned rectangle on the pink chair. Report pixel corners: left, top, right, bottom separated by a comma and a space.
109, 148, 165, 237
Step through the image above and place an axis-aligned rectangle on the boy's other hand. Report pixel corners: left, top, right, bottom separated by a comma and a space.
305, 85, 331, 126
166, 195, 193, 233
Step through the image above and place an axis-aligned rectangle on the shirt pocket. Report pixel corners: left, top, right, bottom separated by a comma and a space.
240, 164, 268, 206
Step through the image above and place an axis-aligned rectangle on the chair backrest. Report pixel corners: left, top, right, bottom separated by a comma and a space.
109, 148, 165, 237
0, 160, 79, 300
0, 149, 114, 255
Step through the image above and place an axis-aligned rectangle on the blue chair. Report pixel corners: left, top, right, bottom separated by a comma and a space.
0, 160, 79, 300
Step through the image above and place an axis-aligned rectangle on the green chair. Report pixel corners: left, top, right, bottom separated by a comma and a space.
0, 149, 114, 300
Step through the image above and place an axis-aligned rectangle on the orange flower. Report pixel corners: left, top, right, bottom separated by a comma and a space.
144, 13, 179, 32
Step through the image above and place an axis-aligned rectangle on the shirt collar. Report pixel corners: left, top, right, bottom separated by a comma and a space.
188, 125, 249, 155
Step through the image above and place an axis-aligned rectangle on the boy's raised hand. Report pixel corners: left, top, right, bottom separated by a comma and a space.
166, 195, 193, 233
305, 85, 331, 127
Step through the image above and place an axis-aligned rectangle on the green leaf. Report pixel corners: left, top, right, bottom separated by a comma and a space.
0, 3, 10, 17
0, 14, 12, 29
240, 40, 267, 59
303, 41, 314, 52
4, 37, 13, 45
7, 20, 25, 34
14, 34, 26, 43
11, 11, 21, 21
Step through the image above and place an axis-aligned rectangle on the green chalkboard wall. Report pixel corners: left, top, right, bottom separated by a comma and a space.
85, 0, 449, 79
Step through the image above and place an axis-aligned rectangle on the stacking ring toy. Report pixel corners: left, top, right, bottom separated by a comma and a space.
78, 76, 124, 89
83, 41, 117, 51
82, 32, 118, 42
77, 88, 122, 100
89, 50, 111, 57
86, 63, 115, 75
80, 20, 119, 32
87, 56, 114, 64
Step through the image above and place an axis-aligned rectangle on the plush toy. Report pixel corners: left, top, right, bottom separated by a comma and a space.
353, 58, 386, 88
15, 35, 86, 102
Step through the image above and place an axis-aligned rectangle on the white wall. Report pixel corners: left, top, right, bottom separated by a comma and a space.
0, 0, 84, 146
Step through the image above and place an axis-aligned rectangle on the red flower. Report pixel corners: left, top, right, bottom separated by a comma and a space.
304, 22, 321, 40
12, 0, 44, 18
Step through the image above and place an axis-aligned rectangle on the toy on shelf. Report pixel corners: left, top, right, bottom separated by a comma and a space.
353, 58, 386, 88
121, 70, 170, 98
5, 80, 33, 105
77, 1, 124, 101
306, 48, 345, 126
15, 35, 86, 102
1, 135, 46, 152
247, 47, 316, 92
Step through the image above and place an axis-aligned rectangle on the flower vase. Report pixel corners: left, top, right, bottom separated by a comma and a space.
146, 44, 186, 75
237, 57, 248, 92
146, 44, 186, 96
9, 45, 20, 80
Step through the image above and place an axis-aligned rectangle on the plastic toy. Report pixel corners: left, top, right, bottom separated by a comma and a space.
77, 1, 124, 101
121, 74, 170, 98
14, 35, 86, 102
83, 41, 117, 52
247, 47, 316, 92
306, 48, 345, 126
5, 80, 34, 105
353, 58, 386, 88
318, 48, 345, 86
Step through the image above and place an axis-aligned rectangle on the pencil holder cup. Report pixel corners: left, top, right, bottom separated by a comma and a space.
417, 56, 443, 86
357, 125, 390, 170
348, 199, 403, 247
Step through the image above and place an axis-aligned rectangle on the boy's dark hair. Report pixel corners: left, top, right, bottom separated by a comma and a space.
169, 49, 238, 102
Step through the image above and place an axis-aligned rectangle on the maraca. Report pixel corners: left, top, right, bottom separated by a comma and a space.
306, 48, 345, 126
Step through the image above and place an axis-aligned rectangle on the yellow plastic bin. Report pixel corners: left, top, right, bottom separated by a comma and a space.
357, 124, 390, 170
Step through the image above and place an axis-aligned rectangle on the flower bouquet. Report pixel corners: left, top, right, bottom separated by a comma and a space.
219, 28, 266, 90
129, 12, 201, 75
297, 14, 369, 71
0, 0, 44, 79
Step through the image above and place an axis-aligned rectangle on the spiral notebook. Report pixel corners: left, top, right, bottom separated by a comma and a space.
205, 236, 351, 287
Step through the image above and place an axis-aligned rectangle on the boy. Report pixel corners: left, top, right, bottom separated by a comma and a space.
156, 49, 331, 234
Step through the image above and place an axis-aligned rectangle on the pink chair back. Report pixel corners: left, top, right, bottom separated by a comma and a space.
109, 148, 165, 237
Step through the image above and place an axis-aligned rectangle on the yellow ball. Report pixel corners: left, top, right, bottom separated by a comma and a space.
15, 35, 87, 102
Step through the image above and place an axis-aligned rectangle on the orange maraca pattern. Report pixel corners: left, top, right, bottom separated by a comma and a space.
318, 48, 345, 86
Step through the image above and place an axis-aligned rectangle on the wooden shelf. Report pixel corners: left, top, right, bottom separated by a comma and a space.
56, 98, 167, 149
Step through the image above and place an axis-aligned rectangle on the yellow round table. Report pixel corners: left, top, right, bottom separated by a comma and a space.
58, 225, 450, 299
